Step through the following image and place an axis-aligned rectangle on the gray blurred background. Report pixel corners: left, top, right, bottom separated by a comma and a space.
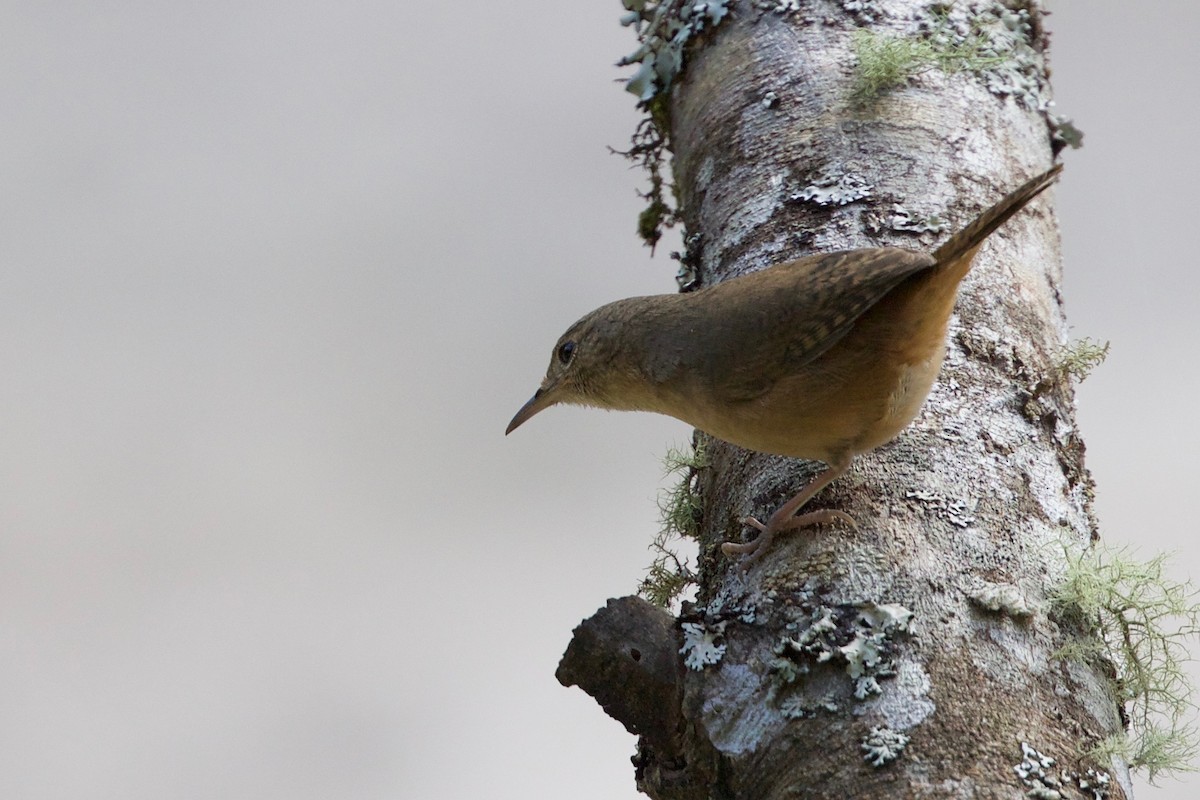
0, 2, 1195, 798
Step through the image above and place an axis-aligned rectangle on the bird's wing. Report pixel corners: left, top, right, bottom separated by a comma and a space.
693, 247, 937, 403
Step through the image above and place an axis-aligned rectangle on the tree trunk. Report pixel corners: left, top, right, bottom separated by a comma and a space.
559, 2, 1130, 797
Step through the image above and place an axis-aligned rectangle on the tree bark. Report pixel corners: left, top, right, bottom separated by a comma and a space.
561, 2, 1130, 797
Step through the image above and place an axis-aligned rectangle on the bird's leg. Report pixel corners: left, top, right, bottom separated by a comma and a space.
721, 459, 854, 562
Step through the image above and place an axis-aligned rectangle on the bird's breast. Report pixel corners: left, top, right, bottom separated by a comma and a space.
658, 339, 947, 464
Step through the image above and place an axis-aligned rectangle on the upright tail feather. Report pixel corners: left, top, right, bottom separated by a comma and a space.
933, 164, 1063, 270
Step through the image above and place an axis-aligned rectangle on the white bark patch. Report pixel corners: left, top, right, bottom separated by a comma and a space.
702, 164, 786, 274
985, 621, 1048, 676
1062, 659, 1127, 744
864, 656, 936, 730
701, 660, 782, 755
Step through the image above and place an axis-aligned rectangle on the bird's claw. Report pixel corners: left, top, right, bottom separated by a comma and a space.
720, 508, 857, 564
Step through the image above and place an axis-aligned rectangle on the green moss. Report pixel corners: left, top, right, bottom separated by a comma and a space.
613, 97, 679, 252
849, 11, 1009, 106
637, 439, 707, 608
850, 30, 936, 105
1050, 545, 1200, 780
1056, 338, 1110, 385
636, 171, 674, 252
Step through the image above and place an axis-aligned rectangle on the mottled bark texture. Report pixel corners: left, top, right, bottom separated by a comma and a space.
560, 1, 1129, 798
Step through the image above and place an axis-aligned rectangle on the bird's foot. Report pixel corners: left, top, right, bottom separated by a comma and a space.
720, 508, 856, 567
719, 460, 854, 566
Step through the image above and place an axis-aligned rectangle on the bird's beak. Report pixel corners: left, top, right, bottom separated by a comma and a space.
506, 387, 554, 435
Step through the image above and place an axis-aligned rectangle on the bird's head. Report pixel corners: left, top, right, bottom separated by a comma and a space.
506, 299, 657, 435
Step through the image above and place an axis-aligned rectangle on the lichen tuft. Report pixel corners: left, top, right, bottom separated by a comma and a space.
1050, 544, 1200, 780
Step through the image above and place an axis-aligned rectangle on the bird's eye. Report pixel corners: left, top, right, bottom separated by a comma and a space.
557, 340, 576, 365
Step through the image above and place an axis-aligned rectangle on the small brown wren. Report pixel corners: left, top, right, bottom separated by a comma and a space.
507, 165, 1062, 562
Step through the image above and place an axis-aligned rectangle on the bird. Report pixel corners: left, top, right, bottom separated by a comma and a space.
507, 164, 1063, 563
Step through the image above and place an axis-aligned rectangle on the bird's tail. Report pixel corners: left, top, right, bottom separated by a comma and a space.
933, 164, 1063, 275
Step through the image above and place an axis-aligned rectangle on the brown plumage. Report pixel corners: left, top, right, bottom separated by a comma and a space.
508, 165, 1063, 561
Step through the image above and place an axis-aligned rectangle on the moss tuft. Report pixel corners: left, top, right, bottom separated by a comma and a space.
849, 11, 1009, 106
850, 30, 935, 105
1056, 338, 1110, 385
637, 439, 707, 609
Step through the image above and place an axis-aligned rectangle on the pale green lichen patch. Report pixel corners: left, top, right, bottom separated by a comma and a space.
1050, 545, 1200, 780
1049, 114, 1084, 150
1014, 742, 1112, 799
841, 0, 881, 24
779, 691, 840, 720
765, 0, 880, 24
681, 619, 727, 669
1078, 768, 1113, 800
906, 488, 977, 528
1014, 742, 1068, 798
638, 439, 707, 609
861, 725, 910, 767
881, 204, 948, 235
616, 1, 732, 248
969, 582, 1033, 619
772, 601, 914, 705
671, 231, 704, 292
792, 170, 874, 207
763, 0, 803, 14
618, 0, 730, 102
921, 3, 1042, 107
